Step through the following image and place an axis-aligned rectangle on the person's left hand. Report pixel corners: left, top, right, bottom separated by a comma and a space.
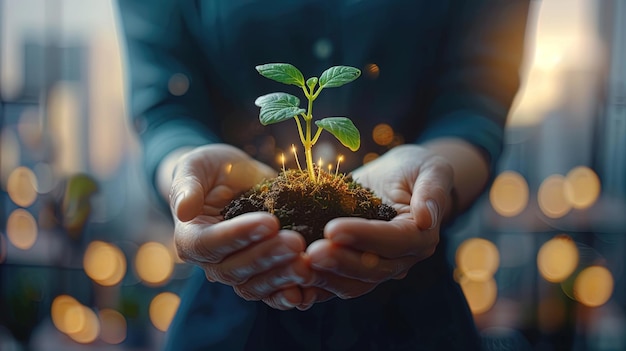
296, 144, 454, 310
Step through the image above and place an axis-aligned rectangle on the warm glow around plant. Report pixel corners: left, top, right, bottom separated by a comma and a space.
255, 63, 361, 181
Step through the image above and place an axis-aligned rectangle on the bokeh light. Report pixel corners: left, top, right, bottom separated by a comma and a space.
537, 235, 579, 283
6, 209, 38, 250
84, 241, 127, 286
64, 304, 87, 335
460, 277, 498, 315
489, 171, 529, 217
51, 295, 81, 334
168, 73, 189, 96
538, 174, 572, 218
364, 63, 380, 79
7, 166, 38, 207
67, 305, 100, 344
51, 295, 101, 343
135, 242, 174, 286
98, 309, 127, 345
149, 292, 181, 332
574, 266, 614, 307
564, 166, 600, 209
372, 123, 394, 146
313, 38, 333, 59
363, 152, 379, 164
456, 238, 500, 282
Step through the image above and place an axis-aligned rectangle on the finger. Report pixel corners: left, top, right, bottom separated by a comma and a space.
233, 254, 311, 300
297, 287, 335, 311
306, 239, 415, 283
324, 216, 437, 259
410, 157, 453, 230
303, 270, 376, 300
175, 212, 280, 264
207, 231, 306, 285
262, 286, 303, 310
170, 160, 206, 222
169, 145, 276, 222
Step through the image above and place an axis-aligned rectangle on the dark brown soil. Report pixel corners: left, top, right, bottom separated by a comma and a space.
221, 168, 397, 245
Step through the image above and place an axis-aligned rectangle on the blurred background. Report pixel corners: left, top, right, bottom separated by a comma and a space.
0, 0, 625, 350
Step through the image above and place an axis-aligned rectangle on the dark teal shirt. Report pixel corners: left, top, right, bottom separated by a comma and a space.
117, 0, 529, 349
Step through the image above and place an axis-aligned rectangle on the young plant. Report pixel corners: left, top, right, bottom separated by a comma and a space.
254, 63, 361, 182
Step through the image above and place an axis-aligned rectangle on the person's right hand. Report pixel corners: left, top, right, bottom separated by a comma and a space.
169, 144, 312, 310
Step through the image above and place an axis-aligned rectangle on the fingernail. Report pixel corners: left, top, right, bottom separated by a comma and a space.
280, 294, 297, 308
275, 265, 305, 285
250, 225, 271, 241
297, 304, 313, 311
426, 199, 439, 230
232, 265, 255, 279
269, 246, 297, 263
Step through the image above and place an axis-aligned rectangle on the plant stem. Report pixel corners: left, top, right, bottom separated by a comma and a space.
304, 83, 317, 181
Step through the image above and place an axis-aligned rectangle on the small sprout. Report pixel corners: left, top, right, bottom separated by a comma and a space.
317, 157, 323, 182
280, 153, 286, 173
255, 63, 362, 182
291, 144, 303, 171
335, 155, 344, 176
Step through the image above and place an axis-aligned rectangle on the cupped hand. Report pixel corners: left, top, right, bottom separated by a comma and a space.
170, 144, 312, 310
298, 144, 455, 309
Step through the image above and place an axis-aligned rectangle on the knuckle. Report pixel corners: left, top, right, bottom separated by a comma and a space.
193, 242, 222, 264
214, 269, 243, 285
175, 226, 222, 264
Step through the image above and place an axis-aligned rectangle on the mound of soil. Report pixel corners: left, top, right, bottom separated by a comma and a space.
221, 168, 396, 245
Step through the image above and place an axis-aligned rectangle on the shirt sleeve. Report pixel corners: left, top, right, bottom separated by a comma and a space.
117, 0, 220, 205
417, 0, 531, 173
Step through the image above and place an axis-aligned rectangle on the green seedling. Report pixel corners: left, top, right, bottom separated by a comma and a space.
255, 63, 361, 182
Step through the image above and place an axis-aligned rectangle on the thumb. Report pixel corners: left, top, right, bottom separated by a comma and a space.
410, 159, 454, 230
170, 166, 205, 222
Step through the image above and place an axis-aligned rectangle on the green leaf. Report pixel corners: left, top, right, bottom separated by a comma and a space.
255, 92, 305, 125
319, 66, 361, 88
306, 77, 318, 91
256, 63, 305, 87
315, 117, 361, 151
